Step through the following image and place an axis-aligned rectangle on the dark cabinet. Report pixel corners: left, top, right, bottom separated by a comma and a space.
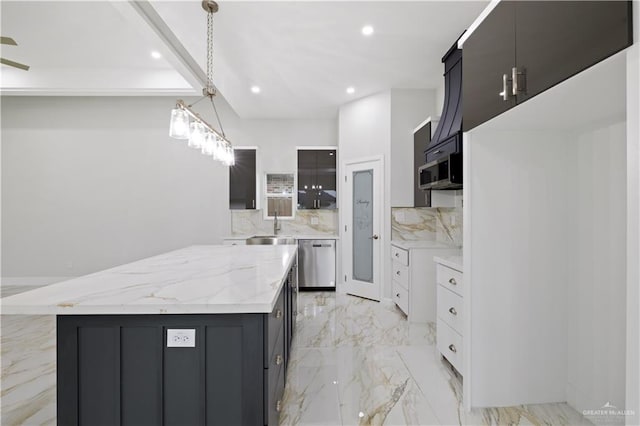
229, 149, 256, 210
463, 1, 633, 132
58, 261, 298, 426
413, 121, 432, 207
515, 1, 633, 103
297, 149, 336, 210
462, 1, 516, 131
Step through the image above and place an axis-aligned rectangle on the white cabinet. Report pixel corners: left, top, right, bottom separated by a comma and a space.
391, 243, 460, 323
435, 258, 464, 375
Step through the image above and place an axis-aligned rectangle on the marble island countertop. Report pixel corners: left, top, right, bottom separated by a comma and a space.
1, 245, 297, 315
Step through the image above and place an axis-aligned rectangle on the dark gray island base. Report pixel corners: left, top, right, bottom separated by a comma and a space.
57, 265, 298, 426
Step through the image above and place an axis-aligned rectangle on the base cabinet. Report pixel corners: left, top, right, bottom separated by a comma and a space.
58, 265, 297, 426
436, 261, 464, 375
391, 243, 461, 323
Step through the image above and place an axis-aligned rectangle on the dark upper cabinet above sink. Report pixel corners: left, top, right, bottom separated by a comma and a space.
297, 149, 336, 210
229, 149, 257, 210
463, 0, 633, 132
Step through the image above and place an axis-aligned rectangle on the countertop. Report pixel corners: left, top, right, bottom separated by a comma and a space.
225, 234, 339, 240
433, 255, 463, 272
391, 240, 461, 250
1, 245, 297, 315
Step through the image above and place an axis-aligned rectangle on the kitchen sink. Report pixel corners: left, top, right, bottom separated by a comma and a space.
246, 236, 297, 245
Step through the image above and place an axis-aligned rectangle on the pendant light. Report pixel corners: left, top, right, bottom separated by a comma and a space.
168, 1, 234, 165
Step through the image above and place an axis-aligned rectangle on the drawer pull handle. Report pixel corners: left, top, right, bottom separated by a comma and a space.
396, 270, 401, 276
276, 355, 283, 365
434, 149, 442, 154
449, 278, 457, 286
395, 252, 399, 257
396, 293, 400, 298
449, 307, 457, 316
448, 344, 457, 353
276, 400, 282, 412
276, 309, 282, 319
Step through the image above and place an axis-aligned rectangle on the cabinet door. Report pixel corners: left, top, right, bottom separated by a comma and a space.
462, 1, 517, 132
515, 1, 633, 103
315, 150, 337, 209
413, 123, 430, 207
297, 150, 316, 209
229, 149, 256, 209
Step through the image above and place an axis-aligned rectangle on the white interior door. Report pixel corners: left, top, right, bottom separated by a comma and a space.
343, 157, 383, 301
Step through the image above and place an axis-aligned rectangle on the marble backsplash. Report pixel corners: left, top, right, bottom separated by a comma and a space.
231, 209, 338, 236
391, 207, 462, 246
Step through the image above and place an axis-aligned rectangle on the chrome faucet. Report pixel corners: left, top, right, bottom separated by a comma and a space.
273, 210, 281, 235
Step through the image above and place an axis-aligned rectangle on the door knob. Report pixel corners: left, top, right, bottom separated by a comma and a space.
371, 235, 379, 240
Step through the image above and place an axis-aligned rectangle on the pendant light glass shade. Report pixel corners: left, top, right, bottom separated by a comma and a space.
169, 108, 190, 139
224, 146, 235, 166
188, 121, 206, 149
202, 132, 216, 156
213, 139, 224, 161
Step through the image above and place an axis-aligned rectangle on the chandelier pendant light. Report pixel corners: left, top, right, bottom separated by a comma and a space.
168, 0, 234, 166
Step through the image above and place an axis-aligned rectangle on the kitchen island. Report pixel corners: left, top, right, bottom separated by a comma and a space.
1, 245, 298, 426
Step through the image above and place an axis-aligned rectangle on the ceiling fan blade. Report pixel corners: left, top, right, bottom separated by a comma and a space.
0, 57, 30, 71
0, 37, 18, 46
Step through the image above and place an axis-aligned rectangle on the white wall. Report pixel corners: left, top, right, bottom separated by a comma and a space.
566, 122, 627, 414
241, 118, 337, 187
626, 4, 640, 424
1, 96, 336, 278
338, 91, 390, 297
466, 129, 571, 407
338, 89, 435, 298
390, 89, 436, 207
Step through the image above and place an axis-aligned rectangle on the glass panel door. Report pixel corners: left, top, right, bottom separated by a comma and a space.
352, 169, 373, 283
344, 157, 381, 301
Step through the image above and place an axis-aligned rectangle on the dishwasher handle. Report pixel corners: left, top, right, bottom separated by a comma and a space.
312, 244, 332, 248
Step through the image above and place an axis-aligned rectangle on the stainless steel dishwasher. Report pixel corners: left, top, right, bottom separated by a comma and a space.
298, 239, 336, 290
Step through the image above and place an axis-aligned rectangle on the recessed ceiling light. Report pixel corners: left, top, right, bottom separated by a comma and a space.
151, 51, 162, 59
346, 86, 355, 94
361, 25, 374, 36
251, 86, 261, 94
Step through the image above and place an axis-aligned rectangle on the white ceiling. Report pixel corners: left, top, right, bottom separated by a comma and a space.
0, 1, 199, 95
1, 1, 488, 118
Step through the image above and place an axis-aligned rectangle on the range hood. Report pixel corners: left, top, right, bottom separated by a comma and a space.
428, 38, 463, 152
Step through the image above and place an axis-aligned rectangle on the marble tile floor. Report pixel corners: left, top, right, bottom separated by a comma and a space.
1, 285, 57, 425
280, 292, 594, 426
0, 285, 594, 426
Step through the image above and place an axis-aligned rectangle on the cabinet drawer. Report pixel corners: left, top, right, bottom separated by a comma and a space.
391, 245, 409, 266
437, 284, 463, 334
266, 322, 285, 371
393, 280, 409, 316
265, 361, 286, 425
437, 318, 463, 375
437, 264, 463, 296
392, 261, 409, 289
264, 289, 285, 366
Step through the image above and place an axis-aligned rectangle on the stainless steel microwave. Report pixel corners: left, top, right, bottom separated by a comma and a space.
418, 153, 463, 190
